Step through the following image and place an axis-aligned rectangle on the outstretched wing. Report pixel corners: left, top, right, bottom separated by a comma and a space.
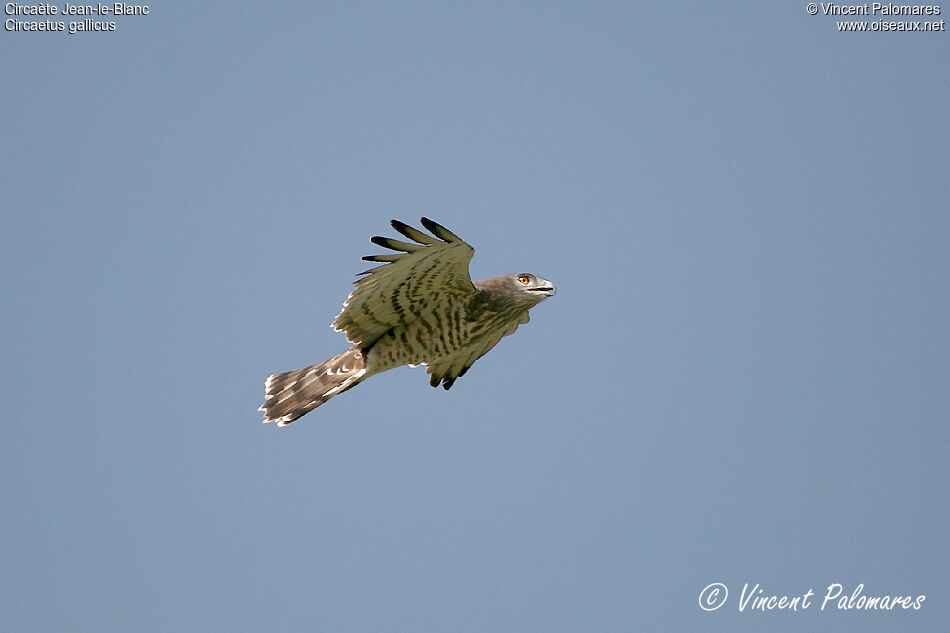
425, 312, 530, 389
332, 218, 478, 347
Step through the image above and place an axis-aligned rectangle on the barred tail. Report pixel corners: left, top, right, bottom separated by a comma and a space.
259, 347, 366, 426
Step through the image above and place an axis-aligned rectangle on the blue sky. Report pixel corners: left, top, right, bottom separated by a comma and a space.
2, 3, 947, 632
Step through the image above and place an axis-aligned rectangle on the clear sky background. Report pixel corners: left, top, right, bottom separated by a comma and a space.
2, 3, 947, 632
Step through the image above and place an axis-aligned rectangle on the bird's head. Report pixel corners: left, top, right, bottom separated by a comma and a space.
473, 272, 557, 309
508, 272, 557, 307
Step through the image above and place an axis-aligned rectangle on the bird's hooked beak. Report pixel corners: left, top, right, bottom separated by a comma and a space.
532, 279, 557, 297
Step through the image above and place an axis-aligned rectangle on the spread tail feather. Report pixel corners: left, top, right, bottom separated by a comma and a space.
259, 346, 366, 426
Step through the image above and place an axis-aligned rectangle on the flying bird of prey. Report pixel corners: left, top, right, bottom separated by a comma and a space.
259, 218, 556, 426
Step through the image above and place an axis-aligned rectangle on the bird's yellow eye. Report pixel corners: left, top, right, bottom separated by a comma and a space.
518, 275, 530, 285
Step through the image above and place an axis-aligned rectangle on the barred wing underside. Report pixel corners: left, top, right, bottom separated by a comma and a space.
424, 313, 528, 390
332, 218, 478, 348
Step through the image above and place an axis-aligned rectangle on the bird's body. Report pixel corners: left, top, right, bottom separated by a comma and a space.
259, 218, 555, 426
